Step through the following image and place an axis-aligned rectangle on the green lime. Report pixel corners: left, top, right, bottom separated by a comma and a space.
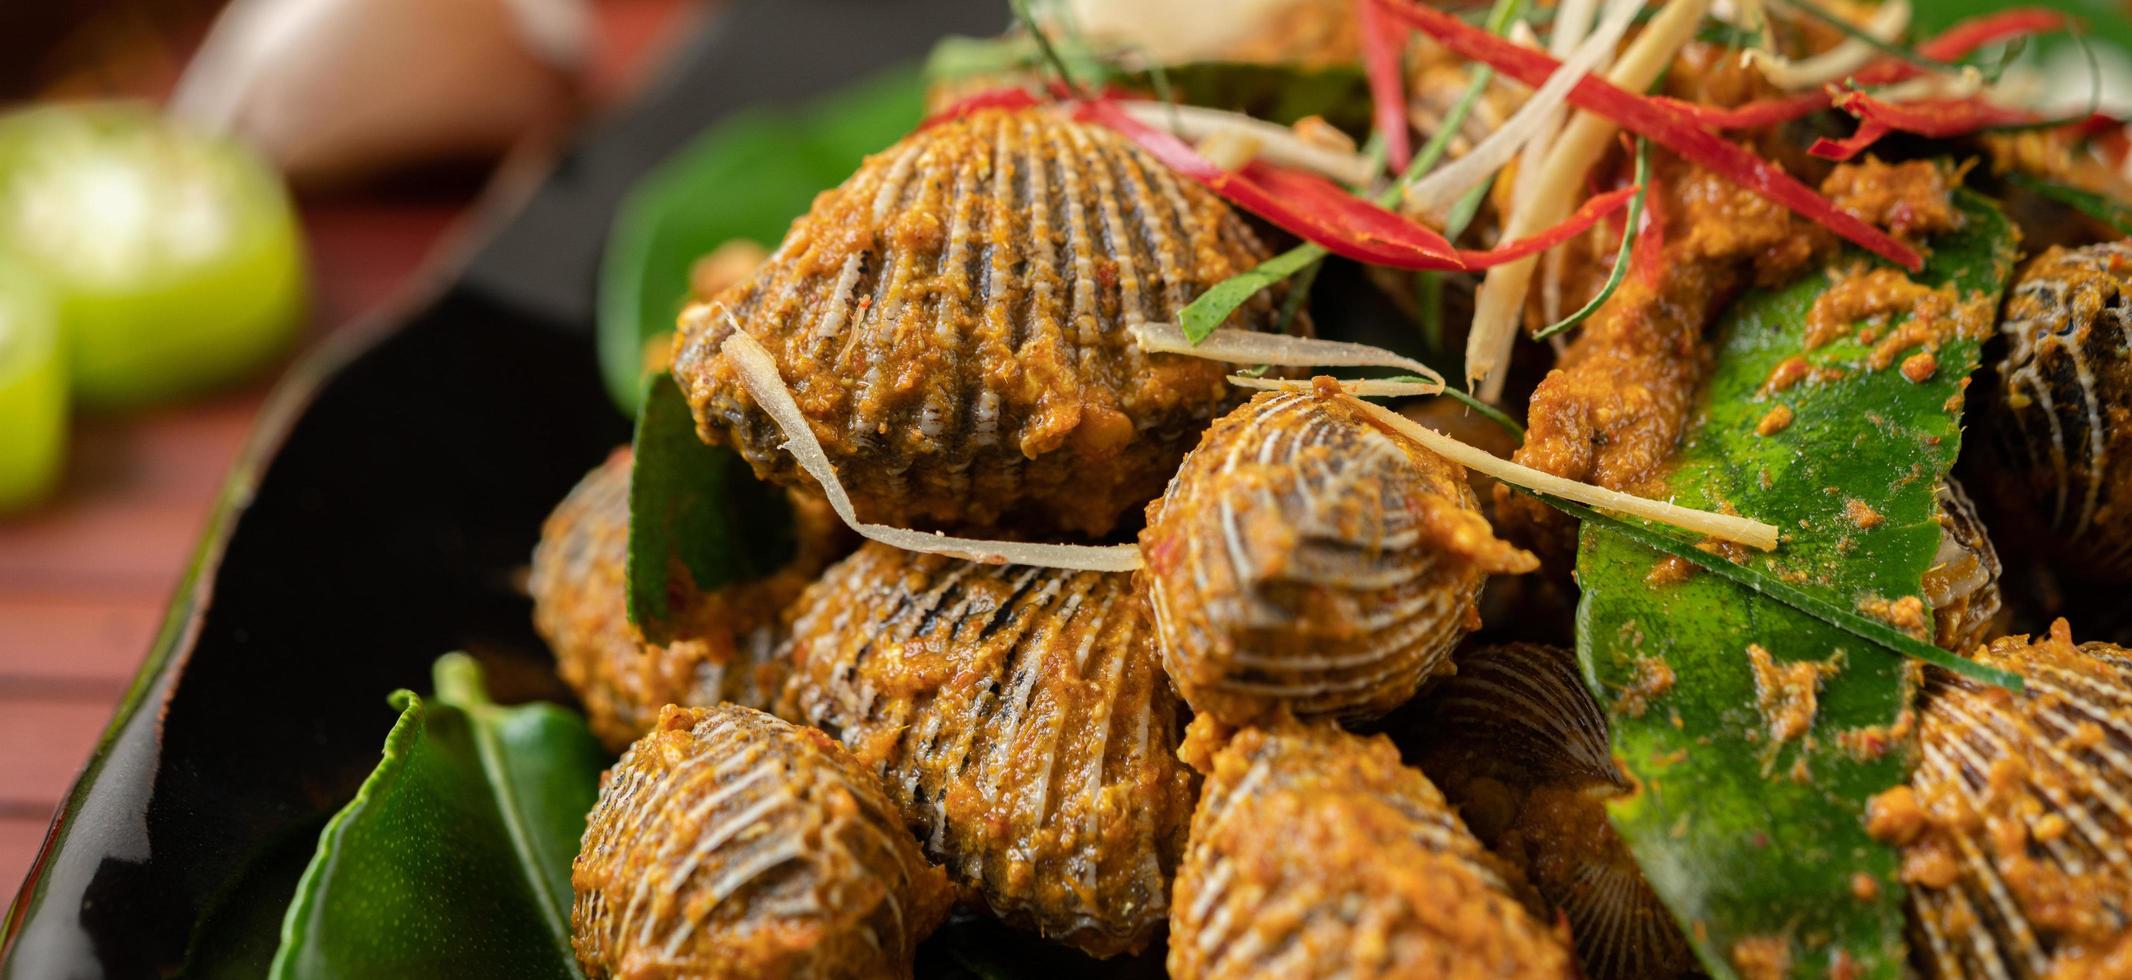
0, 258, 65, 513
0, 103, 307, 410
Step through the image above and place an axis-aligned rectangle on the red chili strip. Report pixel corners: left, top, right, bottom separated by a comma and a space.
1458, 185, 1639, 268
925, 90, 1641, 275
1812, 90, 2039, 160
1809, 121, 1893, 161
2068, 113, 2132, 168
1077, 99, 1469, 269
1840, 90, 2039, 135
1372, 0, 1924, 270
1906, 9, 2070, 69
1358, 0, 1414, 172
1656, 9, 2071, 133
918, 87, 1047, 128
1657, 91, 1829, 130
1847, 8, 2070, 87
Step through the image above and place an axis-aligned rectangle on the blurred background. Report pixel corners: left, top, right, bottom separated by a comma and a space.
0, 0, 702, 894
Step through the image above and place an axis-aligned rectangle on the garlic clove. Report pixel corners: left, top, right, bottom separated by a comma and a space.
171, 0, 587, 187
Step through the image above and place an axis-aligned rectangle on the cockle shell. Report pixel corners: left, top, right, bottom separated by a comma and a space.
1880, 621, 2132, 978
1924, 480, 2006, 655
571, 704, 953, 980
1984, 241, 2132, 582
527, 448, 842, 751
1168, 721, 1576, 980
776, 542, 1197, 957
1400, 643, 1698, 980
1138, 388, 1536, 724
671, 106, 1294, 537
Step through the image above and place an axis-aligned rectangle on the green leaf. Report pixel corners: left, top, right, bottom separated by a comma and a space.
626, 373, 794, 640
2007, 171, 2132, 236
271, 655, 609, 980
596, 68, 928, 413
1179, 244, 1327, 342
1575, 190, 2017, 978
1523, 487, 2017, 689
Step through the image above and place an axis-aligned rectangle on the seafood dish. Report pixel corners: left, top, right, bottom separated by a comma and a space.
278, 0, 2132, 976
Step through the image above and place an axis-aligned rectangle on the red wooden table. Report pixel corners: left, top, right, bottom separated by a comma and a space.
0, 0, 696, 897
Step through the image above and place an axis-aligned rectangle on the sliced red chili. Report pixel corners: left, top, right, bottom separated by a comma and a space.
1841, 90, 2039, 135
1657, 91, 1829, 131
922, 91, 1643, 275
1372, 0, 1924, 270
918, 87, 1047, 129
1458, 184, 1640, 268
1812, 90, 2038, 160
1358, 0, 1414, 172
1844, 8, 2069, 88
1077, 98, 1469, 269
1809, 121, 1893, 161
1903, 9, 2071, 71
1659, 9, 2071, 133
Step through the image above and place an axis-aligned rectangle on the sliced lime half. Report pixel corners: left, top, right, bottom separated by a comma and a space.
0, 259, 64, 513
0, 103, 307, 410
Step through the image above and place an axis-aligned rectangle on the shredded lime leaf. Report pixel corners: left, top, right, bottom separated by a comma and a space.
1414, 270, 1446, 353
1534, 137, 1647, 339
1011, 0, 1084, 94
1277, 257, 1319, 333
1427, 379, 1527, 437
1369, 372, 1528, 436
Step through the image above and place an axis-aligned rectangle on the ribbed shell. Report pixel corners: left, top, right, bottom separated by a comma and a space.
528, 449, 841, 751
571, 704, 953, 980
1984, 241, 2132, 582
1402, 643, 1698, 980
1899, 623, 2132, 978
671, 107, 1292, 537
1170, 722, 1576, 980
1924, 480, 2005, 655
1138, 388, 1534, 724
776, 542, 1197, 957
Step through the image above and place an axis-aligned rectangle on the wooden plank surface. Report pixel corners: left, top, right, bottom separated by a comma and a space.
0, 0, 697, 901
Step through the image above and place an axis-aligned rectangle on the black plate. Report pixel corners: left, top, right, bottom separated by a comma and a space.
0, 1, 1006, 975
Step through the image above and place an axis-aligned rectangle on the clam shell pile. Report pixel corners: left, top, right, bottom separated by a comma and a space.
571, 704, 952, 979
777, 542, 1197, 957
524, 70, 2132, 976
672, 107, 1295, 537
1890, 623, 2132, 978
528, 450, 840, 750
1984, 241, 2132, 582
1402, 643, 1697, 980
1140, 389, 1535, 724
1168, 721, 1575, 979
